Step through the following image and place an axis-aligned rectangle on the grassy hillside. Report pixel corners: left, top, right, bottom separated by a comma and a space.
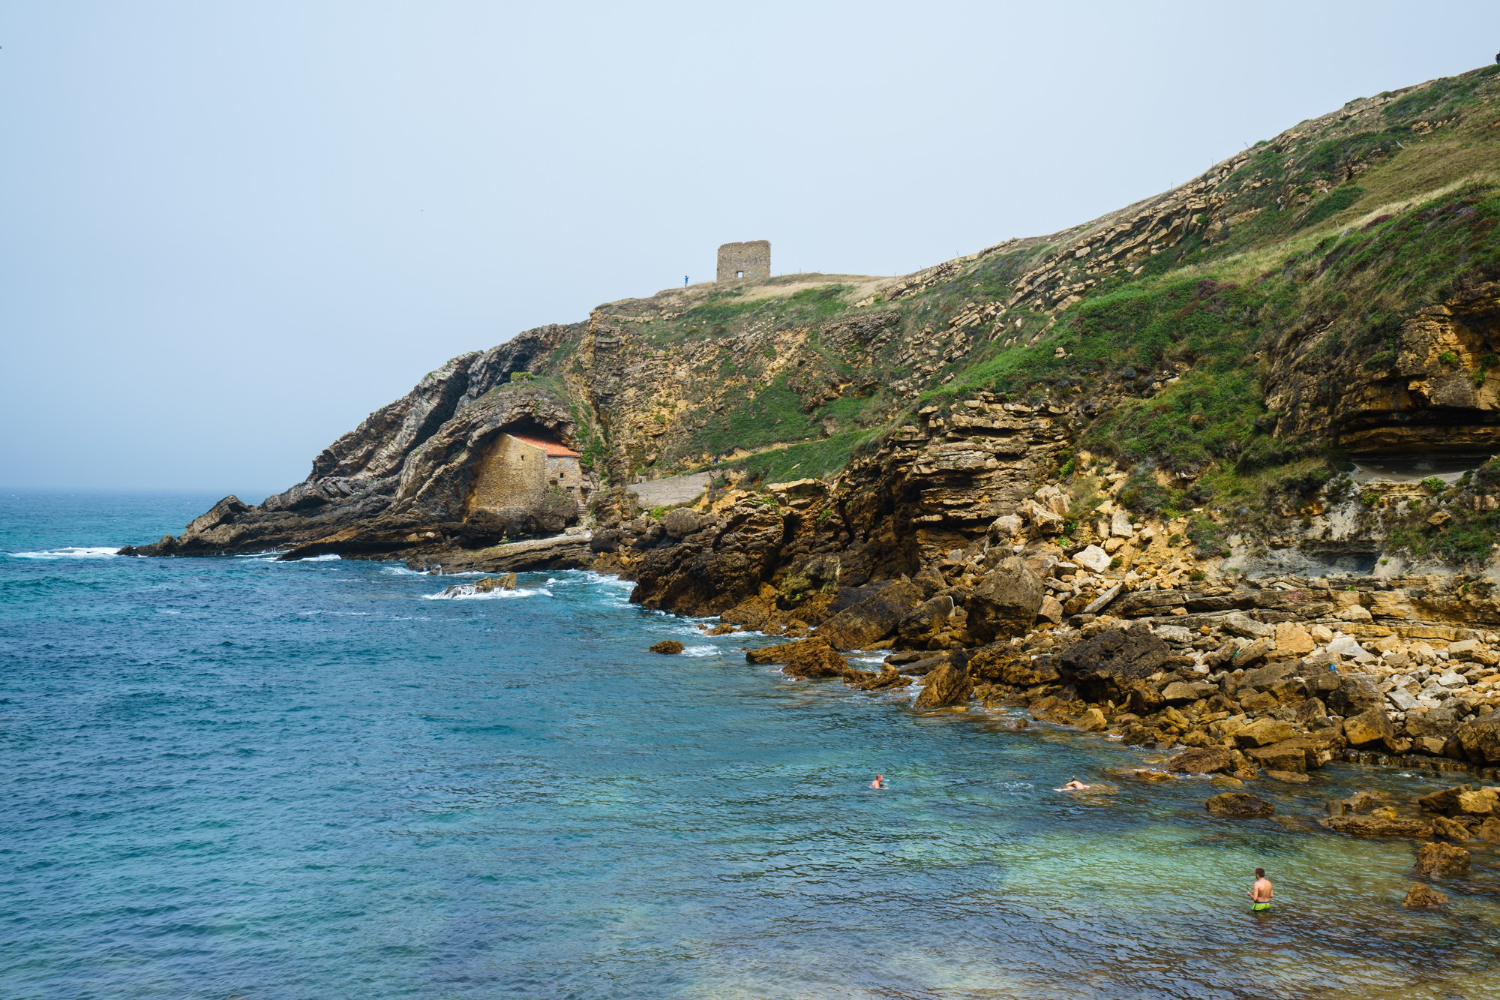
548, 65, 1500, 523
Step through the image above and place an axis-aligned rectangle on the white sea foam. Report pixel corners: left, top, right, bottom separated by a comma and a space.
679, 645, 719, 657
852, 655, 886, 665
297, 554, 342, 562
11, 546, 121, 560
423, 586, 552, 601
561, 570, 634, 589
381, 565, 430, 576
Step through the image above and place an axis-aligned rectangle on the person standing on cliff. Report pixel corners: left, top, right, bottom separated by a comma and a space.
1248, 868, 1273, 913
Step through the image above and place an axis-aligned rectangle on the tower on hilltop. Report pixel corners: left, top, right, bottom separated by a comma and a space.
716, 241, 770, 283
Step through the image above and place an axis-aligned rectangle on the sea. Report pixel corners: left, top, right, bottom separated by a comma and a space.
2, 490, 1498, 999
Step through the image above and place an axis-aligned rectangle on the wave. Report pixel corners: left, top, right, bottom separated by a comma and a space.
679, 645, 720, 657
10, 546, 121, 560
423, 586, 552, 601
380, 564, 433, 576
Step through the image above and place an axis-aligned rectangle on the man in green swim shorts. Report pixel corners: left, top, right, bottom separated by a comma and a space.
1247, 867, 1273, 912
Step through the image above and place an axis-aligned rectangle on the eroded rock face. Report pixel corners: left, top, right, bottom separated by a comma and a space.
128, 354, 588, 561
630, 501, 782, 616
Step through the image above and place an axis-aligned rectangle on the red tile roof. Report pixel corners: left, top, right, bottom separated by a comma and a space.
509, 433, 580, 458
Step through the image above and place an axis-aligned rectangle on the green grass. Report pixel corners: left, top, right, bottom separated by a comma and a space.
1298, 185, 1366, 229
716, 428, 881, 485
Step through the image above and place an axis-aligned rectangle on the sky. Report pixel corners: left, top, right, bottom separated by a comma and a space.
2, 1, 1497, 493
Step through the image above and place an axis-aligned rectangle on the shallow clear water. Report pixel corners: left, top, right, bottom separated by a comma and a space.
2, 491, 1498, 999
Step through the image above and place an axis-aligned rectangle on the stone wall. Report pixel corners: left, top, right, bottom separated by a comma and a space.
546, 454, 588, 505
717, 241, 770, 283
469, 434, 548, 515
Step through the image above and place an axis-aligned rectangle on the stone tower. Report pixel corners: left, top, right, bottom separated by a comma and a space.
716, 241, 770, 283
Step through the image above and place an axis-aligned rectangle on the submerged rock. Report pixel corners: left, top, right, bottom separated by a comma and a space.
1206, 792, 1275, 818
1164, 747, 1236, 775
1322, 814, 1435, 839
1402, 882, 1450, 909
1413, 841, 1471, 879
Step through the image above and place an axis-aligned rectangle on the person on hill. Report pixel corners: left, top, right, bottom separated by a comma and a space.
1248, 868, 1273, 913
870, 774, 885, 789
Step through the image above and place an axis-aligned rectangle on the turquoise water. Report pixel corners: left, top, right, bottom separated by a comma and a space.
2, 491, 1499, 999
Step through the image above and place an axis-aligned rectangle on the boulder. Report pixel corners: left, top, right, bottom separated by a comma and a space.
1076, 707, 1108, 732
1083, 583, 1124, 615
1161, 680, 1218, 704
1240, 661, 1300, 693
1344, 709, 1401, 752
1274, 622, 1316, 656
1072, 544, 1112, 573
649, 640, 685, 655
1164, 747, 1236, 775
1206, 793, 1275, 818
1234, 638, 1275, 670
965, 558, 1046, 643
913, 661, 973, 709
1454, 712, 1500, 765
1234, 718, 1297, 748
1055, 624, 1170, 702
1328, 675, 1383, 717
1246, 740, 1313, 773
1417, 785, 1471, 816
1404, 706, 1461, 741
1413, 841, 1471, 879
782, 641, 853, 680
967, 645, 1060, 686
816, 580, 924, 650
745, 638, 830, 664
1402, 883, 1450, 909
1326, 789, 1397, 817
1458, 787, 1500, 816
660, 507, 706, 539
896, 594, 957, 648
846, 666, 912, 691
1038, 595, 1065, 625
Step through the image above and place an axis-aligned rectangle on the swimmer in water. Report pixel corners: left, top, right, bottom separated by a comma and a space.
870, 774, 885, 789
1248, 867, 1273, 913
1059, 778, 1090, 791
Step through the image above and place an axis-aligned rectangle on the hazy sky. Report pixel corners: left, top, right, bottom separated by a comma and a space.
2, 1, 1496, 493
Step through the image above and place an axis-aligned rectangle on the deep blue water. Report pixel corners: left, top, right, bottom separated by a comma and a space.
2, 491, 1499, 999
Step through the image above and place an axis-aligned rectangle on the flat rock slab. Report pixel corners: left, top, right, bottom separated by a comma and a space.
420, 532, 593, 573
628, 473, 711, 510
